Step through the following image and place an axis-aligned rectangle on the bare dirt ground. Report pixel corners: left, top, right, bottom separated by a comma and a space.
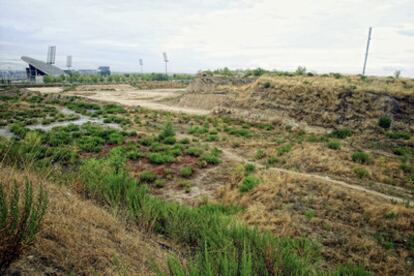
27, 85, 209, 115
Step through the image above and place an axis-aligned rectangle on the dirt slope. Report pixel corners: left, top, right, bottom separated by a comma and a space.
180, 75, 414, 131
1, 166, 171, 275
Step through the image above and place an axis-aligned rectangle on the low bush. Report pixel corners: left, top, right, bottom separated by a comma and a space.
206, 134, 219, 142
331, 128, 353, 139
0, 180, 48, 273
108, 132, 125, 145
179, 138, 190, 144
163, 136, 176, 145
139, 170, 157, 183
386, 131, 411, 140
327, 140, 341, 150
255, 149, 265, 159
239, 175, 261, 193
267, 156, 279, 166
148, 152, 175, 164
179, 166, 193, 178
158, 122, 175, 140
277, 144, 292, 156
201, 149, 221, 165
224, 127, 252, 138
393, 147, 411, 157
77, 136, 104, 153
244, 163, 256, 175
352, 151, 370, 164
378, 116, 392, 129
354, 167, 369, 179
186, 146, 203, 157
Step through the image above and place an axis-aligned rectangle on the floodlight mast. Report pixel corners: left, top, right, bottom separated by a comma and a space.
66, 55, 72, 69
362, 27, 372, 76
163, 52, 169, 78
47, 46, 56, 64
139, 58, 143, 74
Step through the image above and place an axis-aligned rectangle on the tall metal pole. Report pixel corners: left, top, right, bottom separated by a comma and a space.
362, 27, 372, 76
165, 61, 168, 77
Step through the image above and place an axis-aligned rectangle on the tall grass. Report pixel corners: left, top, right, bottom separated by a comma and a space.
0, 180, 48, 273
77, 154, 367, 275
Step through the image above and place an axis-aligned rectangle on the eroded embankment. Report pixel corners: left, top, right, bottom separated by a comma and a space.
177, 75, 414, 132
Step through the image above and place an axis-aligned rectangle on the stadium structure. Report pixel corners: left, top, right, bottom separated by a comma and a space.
21, 56, 65, 83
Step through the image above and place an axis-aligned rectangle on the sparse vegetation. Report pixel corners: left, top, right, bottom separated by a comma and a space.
352, 151, 370, 164
0, 180, 48, 273
331, 128, 353, 139
0, 78, 412, 274
378, 116, 392, 129
327, 140, 341, 150
239, 175, 261, 193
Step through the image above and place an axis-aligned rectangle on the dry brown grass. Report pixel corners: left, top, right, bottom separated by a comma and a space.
250, 75, 414, 97
217, 168, 414, 275
1, 165, 171, 275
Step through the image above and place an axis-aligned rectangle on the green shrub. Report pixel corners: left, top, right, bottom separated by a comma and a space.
148, 152, 175, 164
239, 175, 261, 193
77, 136, 104, 153
79, 157, 137, 210
126, 149, 141, 160
206, 134, 219, 142
179, 166, 193, 178
386, 131, 410, 140
186, 146, 203, 157
267, 156, 279, 166
0, 180, 48, 273
327, 140, 341, 150
393, 147, 410, 157
262, 81, 272, 89
140, 136, 155, 146
331, 128, 353, 139
352, 151, 370, 164
179, 138, 190, 144
244, 163, 256, 175
255, 149, 265, 159
139, 170, 157, 183
201, 149, 221, 165
10, 123, 28, 139
159, 122, 175, 140
154, 179, 165, 188
224, 127, 252, 138
189, 126, 209, 135
108, 132, 125, 145
354, 167, 369, 179
304, 209, 316, 220
378, 116, 392, 129
163, 136, 176, 145
277, 144, 292, 156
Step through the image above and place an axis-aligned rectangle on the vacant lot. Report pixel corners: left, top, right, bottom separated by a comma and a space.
1, 76, 413, 275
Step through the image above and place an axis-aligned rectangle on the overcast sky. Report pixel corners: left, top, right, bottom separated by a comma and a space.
1, 0, 413, 76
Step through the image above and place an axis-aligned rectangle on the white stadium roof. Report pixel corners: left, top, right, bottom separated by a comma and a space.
21, 56, 65, 76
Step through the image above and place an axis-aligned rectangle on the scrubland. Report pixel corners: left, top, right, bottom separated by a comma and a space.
0, 73, 413, 275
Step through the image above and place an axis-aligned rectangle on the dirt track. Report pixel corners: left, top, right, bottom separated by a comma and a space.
68, 88, 210, 115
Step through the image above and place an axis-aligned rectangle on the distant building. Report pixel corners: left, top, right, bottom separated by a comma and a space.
78, 69, 98, 75
98, 66, 111, 76
21, 56, 65, 83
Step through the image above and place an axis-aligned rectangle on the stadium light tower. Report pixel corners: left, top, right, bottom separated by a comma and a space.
362, 27, 372, 76
139, 58, 143, 74
163, 52, 169, 78
46, 46, 56, 64
66, 55, 72, 70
